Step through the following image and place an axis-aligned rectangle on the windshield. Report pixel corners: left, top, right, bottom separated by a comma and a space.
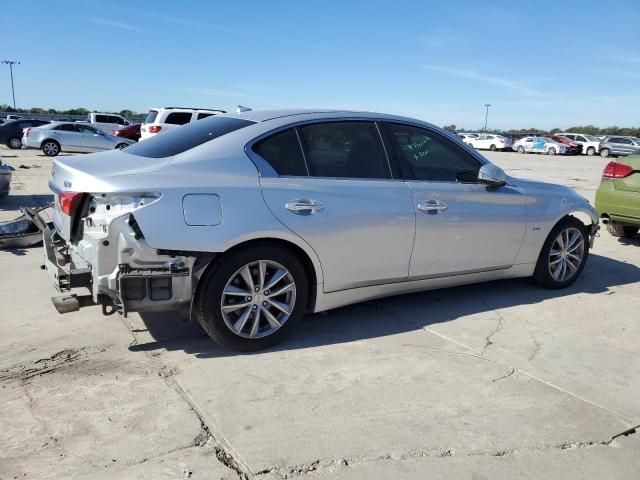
125, 116, 255, 158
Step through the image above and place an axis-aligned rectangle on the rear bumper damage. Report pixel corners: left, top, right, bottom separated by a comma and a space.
42, 214, 198, 316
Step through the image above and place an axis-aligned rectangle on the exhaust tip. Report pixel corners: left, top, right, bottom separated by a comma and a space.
51, 295, 95, 314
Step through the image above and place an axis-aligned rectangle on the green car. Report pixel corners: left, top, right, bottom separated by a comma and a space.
595, 156, 640, 238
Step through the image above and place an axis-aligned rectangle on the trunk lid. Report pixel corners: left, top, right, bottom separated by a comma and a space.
50, 149, 171, 240
613, 156, 640, 194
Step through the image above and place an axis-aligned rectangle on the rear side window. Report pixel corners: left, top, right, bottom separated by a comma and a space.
95, 115, 109, 123
165, 112, 192, 125
125, 116, 255, 158
197, 113, 214, 120
385, 122, 480, 182
145, 110, 159, 123
253, 129, 308, 176
55, 123, 77, 132
299, 122, 390, 179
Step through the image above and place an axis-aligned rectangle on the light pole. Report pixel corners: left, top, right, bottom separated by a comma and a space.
483, 103, 491, 132
2, 60, 20, 110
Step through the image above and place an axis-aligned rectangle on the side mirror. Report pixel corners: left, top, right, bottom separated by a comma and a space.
478, 163, 507, 187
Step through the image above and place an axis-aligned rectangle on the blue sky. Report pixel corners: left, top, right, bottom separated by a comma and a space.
3, 0, 640, 129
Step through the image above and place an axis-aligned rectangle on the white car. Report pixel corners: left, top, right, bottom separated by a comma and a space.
513, 136, 567, 155
559, 133, 601, 156
466, 134, 512, 151
79, 112, 130, 134
140, 107, 226, 141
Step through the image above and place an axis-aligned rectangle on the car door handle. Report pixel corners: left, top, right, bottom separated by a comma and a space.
417, 200, 448, 213
285, 199, 324, 214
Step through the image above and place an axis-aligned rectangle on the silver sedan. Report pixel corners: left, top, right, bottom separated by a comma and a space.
22, 121, 134, 156
40, 109, 598, 351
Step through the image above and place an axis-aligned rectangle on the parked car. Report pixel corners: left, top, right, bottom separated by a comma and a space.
595, 157, 640, 239
23, 122, 135, 156
6, 114, 22, 120
140, 107, 226, 141
513, 136, 568, 155
466, 134, 513, 151
39, 109, 598, 351
558, 133, 601, 156
458, 133, 479, 142
80, 112, 130, 134
0, 119, 50, 149
544, 135, 583, 155
598, 136, 640, 158
0, 158, 11, 197
112, 123, 141, 142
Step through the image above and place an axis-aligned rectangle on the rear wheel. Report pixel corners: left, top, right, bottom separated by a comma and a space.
518, 146, 525, 154
489, 144, 497, 151
586, 147, 595, 156
194, 244, 309, 351
600, 148, 610, 158
42, 140, 60, 157
606, 221, 639, 238
115, 143, 128, 149
533, 217, 589, 289
548, 147, 557, 155
7, 137, 21, 149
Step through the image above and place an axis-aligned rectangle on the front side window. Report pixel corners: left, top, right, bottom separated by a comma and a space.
385, 123, 480, 182
95, 115, 109, 123
165, 112, 193, 125
299, 122, 390, 179
253, 129, 307, 176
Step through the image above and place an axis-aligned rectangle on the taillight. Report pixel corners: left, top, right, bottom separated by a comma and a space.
58, 192, 83, 216
148, 125, 162, 133
602, 161, 633, 178
111, 129, 117, 135
24, 128, 31, 137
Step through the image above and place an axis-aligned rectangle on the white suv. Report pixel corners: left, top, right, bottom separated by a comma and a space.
558, 133, 601, 156
140, 107, 226, 140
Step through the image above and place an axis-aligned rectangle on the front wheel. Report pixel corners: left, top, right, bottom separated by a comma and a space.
533, 217, 589, 289
606, 222, 639, 238
194, 244, 309, 351
586, 147, 596, 156
547, 147, 557, 155
518, 146, 526, 154
7, 137, 22, 149
600, 148, 610, 158
42, 140, 60, 157
489, 144, 497, 151
115, 143, 128, 150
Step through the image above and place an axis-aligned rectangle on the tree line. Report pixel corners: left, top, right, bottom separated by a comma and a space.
1, 104, 140, 118
442, 124, 640, 137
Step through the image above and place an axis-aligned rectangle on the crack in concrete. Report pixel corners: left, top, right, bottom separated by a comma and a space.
255, 429, 639, 479
480, 301, 506, 354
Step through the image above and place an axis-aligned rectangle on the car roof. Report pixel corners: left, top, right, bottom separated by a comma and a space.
150, 107, 227, 113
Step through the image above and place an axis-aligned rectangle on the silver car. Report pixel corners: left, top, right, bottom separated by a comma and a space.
40, 109, 598, 351
23, 121, 134, 156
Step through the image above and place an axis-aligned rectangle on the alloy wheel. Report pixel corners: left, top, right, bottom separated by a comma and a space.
548, 227, 584, 282
220, 260, 296, 339
9, 138, 21, 149
43, 142, 59, 156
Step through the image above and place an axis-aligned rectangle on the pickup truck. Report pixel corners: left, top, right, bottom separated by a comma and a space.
81, 113, 130, 134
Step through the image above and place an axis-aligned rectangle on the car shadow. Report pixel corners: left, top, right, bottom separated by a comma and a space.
0, 194, 53, 212
130, 253, 640, 358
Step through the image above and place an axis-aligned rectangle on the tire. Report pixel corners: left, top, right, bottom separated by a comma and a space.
518, 146, 525, 154
489, 144, 497, 151
533, 217, 589, 289
586, 147, 595, 156
600, 148, 610, 158
42, 140, 60, 157
7, 137, 21, 149
194, 244, 309, 351
606, 221, 639, 238
547, 147, 556, 155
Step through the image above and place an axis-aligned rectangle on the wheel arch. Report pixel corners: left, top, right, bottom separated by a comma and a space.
191, 236, 323, 314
